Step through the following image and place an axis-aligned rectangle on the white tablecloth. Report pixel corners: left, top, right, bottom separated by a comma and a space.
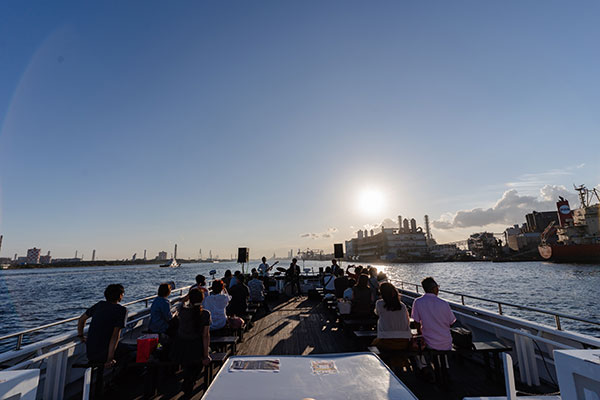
202, 352, 418, 400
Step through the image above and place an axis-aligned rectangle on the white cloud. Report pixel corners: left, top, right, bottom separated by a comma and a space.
433, 185, 581, 230
300, 227, 338, 240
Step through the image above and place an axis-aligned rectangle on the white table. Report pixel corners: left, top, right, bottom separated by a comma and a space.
0, 369, 40, 400
202, 353, 418, 400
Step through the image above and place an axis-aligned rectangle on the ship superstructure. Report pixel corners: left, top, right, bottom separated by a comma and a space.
539, 185, 600, 262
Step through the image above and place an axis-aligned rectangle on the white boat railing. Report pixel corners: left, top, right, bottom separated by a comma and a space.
395, 279, 600, 332
0, 285, 193, 352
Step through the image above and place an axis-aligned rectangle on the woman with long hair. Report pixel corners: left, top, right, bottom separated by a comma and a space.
372, 282, 412, 368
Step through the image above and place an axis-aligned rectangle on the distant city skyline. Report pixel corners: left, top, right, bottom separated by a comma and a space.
1, 1, 599, 259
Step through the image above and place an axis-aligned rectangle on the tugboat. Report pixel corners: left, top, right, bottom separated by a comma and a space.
539, 185, 600, 263
160, 244, 180, 268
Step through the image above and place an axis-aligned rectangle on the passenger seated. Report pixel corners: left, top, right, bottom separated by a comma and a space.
372, 283, 411, 349
351, 274, 373, 318
368, 267, 380, 302
203, 280, 231, 331
77, 284, 128, 368
334, 269, 349, 298
248, 272, 270, 313
191, 274, 209, 299
227, 274, 250, 317
343, 278, 356, 300
322, 267, 336, 294
222, 270, 233, 289
148, 283, 173, 336
411, 277, 456, 351
170, 289, 211, 395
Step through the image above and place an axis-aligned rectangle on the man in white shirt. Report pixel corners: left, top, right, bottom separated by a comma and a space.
258, 257, 270, 277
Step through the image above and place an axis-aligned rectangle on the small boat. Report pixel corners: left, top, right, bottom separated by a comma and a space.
160, 244, 179, 268
159, 258, 179, 268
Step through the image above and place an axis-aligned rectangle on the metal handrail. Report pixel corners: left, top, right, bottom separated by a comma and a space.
396, 279, 600, 331
0, 285, 192, 350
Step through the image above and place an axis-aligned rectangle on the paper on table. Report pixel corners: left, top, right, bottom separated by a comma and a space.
229, 359, 280, 372
311, 360, 338, 375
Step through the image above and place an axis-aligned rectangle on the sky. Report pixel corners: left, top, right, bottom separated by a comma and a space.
1, 1, 599, 260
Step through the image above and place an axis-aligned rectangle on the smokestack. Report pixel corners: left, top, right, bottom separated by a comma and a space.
403, 218, 410, 232
410, 218, 417, 233
398, 216, 402, 232
92, 249, 96, 261
143, 249, 147, 260
75, 250, 78, 259
174, 244, 178, 259
370, 229, 374, 236
424, 215, 431, 240
0, 235, 3, 254
358, 230, 363, 239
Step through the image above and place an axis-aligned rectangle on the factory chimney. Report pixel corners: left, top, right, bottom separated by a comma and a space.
143, 249, 147, 260
358, 230, 363, 239
174, 244, 178, 259
410, 218, 417, 233
92, 249, 96, 262
403, 218, 410, 232
398, 216, 402, 232
424, 215, 431, 240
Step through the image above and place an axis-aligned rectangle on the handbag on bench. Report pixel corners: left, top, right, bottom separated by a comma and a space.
451, 327, 474, 350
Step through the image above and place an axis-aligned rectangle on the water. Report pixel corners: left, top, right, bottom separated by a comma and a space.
1, 260, 599, 353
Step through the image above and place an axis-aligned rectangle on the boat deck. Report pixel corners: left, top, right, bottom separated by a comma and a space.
100, 296, 554, 400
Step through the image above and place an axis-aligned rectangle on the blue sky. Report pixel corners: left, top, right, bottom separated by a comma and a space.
1, 1, 599, 259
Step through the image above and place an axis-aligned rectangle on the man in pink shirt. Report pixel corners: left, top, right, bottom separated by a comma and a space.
411, 277, 456, 351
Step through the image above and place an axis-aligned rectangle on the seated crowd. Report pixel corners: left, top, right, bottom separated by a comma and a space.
77, 259, 455, 394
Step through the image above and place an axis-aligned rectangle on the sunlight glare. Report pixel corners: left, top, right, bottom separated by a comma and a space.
357, 188, 386, 216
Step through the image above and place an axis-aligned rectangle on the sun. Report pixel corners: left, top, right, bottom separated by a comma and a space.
357, 188, 386, 216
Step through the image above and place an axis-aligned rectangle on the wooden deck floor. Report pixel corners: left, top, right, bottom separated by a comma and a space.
236, 296, 356, 356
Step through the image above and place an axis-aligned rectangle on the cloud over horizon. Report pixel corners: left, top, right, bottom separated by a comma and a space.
433, 185, 583, 230
300, 227, 338, 239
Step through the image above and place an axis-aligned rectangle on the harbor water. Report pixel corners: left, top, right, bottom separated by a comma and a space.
1, 260, 599, 353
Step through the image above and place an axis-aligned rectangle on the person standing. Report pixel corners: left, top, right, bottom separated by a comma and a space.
77, 284, 128, 368
258, 257, 270, 277
170, 289, 211, 395
287, 258, 301, 296
331, 259, 341, 275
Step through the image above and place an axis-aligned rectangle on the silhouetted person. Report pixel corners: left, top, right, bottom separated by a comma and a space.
77, 284, 128, 368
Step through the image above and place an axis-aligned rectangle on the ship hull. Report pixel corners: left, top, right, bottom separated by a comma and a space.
538, 244, 600, 263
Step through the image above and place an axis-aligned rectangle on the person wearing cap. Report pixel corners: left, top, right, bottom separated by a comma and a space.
411, 277, 456, 351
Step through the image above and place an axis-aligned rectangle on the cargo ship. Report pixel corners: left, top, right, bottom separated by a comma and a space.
538, 185, 600, 263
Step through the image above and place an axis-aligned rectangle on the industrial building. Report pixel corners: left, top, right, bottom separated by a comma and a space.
345, 215, 428, 261
26, 247, 41, 264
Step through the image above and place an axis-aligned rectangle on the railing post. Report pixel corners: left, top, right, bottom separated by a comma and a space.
498, 303, 503, 315
555, 315, 562, 330
461, 295, 465, 305
16, 334, 23, 351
